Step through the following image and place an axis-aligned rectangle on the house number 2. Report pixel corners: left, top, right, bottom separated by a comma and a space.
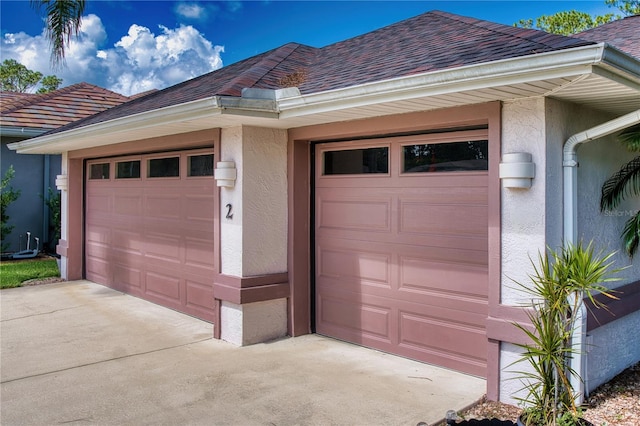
225, 204, 233, 219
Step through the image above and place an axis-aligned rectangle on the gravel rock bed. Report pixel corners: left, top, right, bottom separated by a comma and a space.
437, 362, 639, 426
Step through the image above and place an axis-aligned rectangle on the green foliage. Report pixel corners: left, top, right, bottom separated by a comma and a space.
537, 11, 615, 35
37, 75, 63, 93
605, 0, 640, 15
511, 242, 619, 426
44, 188, 62, 244
0, 258, 60, 289
514, 0, 638, 35
601, 126, 640, 257
0, 59, 42, 92
1, 166, 21, 252
31, 0, 86, 68
0, 59, 62, 93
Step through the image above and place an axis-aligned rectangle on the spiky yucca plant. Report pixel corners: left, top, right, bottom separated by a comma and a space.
512, 242, 619, 426
601, 125, 640, 258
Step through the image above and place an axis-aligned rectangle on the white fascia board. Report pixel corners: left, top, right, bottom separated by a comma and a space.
277, 44, 614, 118
8, 97, 222, 154
8, 95, 279, 154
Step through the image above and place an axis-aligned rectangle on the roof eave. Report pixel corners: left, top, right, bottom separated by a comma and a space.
7, 96, 278, 154
278, 43, 619, 117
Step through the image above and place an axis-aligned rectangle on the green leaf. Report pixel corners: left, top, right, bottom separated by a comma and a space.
600, 156, 640, 210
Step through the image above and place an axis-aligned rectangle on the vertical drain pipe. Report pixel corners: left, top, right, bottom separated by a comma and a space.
563, 109, 640, 403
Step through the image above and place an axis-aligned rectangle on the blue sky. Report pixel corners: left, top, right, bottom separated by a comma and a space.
0, 1, 615, 95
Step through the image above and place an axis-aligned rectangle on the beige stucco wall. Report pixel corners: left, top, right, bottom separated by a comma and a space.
498, 98, 640, 403
219, 126, 288, 277
219, 125, 289, 345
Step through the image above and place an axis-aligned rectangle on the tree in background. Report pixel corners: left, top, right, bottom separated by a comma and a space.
0, 59, 63, 93
601, 126, 640, 258
1, 166, 21, 253
30, 0, 86, 68
515, 0, 640, 35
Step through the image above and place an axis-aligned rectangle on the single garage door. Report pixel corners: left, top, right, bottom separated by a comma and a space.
85, 149, 216, 322
315, 130, 489, 377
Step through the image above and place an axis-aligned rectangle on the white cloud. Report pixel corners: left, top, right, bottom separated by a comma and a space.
1, 14, 224, 96
175, 3, 207, 20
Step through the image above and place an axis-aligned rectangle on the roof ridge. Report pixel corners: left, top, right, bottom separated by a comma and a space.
216, 42, 308, 96
430, 10, 595, 51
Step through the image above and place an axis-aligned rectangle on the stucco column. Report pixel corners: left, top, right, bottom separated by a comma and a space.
217, 126, 288, 345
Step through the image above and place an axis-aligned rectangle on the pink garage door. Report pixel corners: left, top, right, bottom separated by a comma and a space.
315, 131, 489, 377
85, 149, 216, 322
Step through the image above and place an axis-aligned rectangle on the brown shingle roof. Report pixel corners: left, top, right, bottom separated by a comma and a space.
46, 10, 597, 135
0, 82, 129, 130
575, 15, 640, 59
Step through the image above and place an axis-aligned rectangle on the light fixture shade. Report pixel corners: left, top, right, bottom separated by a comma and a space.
499, 152, 535, 189
55, 174, 68, 191
214, 161, 237, 187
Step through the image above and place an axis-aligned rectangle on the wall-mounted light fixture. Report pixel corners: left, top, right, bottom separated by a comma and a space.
55, 174, 68, 191
499, 152, 535, 189
214, 161, 237, 188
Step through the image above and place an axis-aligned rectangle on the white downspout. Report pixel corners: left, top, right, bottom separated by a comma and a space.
562, 109, 640, 403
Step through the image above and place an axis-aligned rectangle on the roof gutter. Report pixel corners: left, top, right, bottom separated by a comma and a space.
562, 108, 640, 403
8, 95, 279, 154
278, 43, 628, 117
0, 126, 47, 138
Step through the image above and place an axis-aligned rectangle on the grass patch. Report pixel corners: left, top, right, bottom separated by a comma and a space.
0, 258, 60, 289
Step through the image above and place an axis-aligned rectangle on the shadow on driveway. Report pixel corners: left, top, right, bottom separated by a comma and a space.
1, 281, 485, 425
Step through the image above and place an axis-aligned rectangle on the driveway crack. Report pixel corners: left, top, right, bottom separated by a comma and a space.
1, 305, 85, 322
0, 337, 212, 384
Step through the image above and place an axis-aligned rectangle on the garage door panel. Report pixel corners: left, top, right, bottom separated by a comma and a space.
317, 246, 391, 287
185, 280, 215, 311
145, 271, 181, 301
113, 195, 142, 216
184, 195, 216, 222
111, 230, 144, 255
399, 310, 486, 353
145, 195, 182, 219
86, 256, 110, 283
143, 234, 182, 263
399, 257, 488, 298
86, 194, 111, 212
317, 197, 391, 232
399, 201, 487, 237
184, 238, 216, 271
317, 293, 392, 342
114, 263, 142, 290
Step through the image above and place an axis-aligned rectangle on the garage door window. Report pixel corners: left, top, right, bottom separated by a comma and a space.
188, 154, 214, 177
148, 156, 179, 178
403, 140, 488, 173
89, 163, 110, 180
116, 160, 141, 179
324, 147, 388, 175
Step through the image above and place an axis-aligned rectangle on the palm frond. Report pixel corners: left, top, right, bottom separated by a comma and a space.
618, 124, 640, 152
31, 0, 86, 68
600, 156, 640, 210
622, 212, 640, 257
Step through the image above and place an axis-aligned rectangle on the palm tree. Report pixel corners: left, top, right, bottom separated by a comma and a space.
31, 0, 86, 68
600, 125, 640, 257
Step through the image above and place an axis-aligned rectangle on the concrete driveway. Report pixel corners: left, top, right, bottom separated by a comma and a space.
1, 281, 485, 425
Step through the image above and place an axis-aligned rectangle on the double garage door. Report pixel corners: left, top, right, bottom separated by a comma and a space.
85, 149, 216, 322
315, 130, 489, 377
